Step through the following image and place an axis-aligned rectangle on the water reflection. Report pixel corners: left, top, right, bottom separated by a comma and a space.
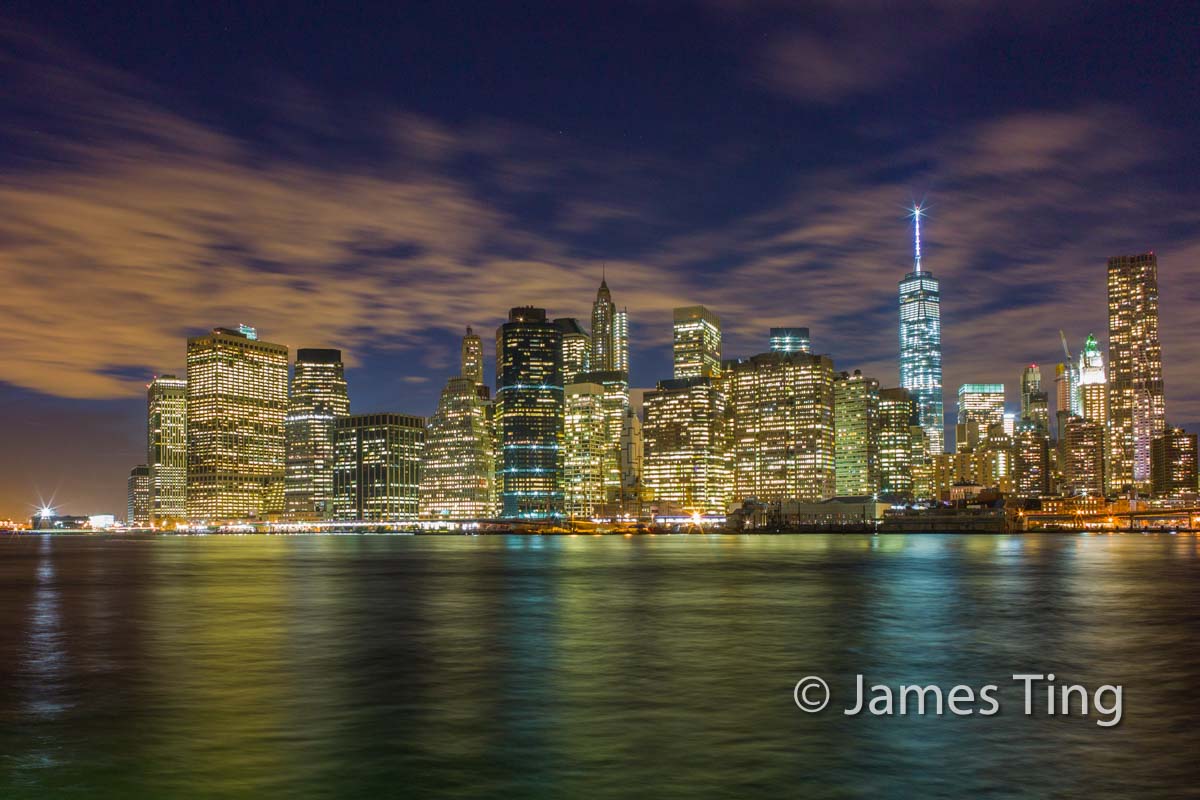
0, 533, 1196, 798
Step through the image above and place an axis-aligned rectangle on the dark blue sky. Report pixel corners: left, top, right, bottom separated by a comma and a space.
1, 1, 1198, 517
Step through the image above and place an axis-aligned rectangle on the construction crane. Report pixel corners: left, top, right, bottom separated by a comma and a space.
1059, 330, 1073, 365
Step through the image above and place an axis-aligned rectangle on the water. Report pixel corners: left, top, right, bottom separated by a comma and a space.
0, 533, 1197, 798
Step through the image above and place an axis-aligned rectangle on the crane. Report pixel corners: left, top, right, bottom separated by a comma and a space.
1059, 330, 1073, 365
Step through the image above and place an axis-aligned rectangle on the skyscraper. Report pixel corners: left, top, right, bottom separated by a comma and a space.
554, 318, 591, 383
673, 305, 721, 379
899, 206, 944, 455
1063, 417, 1106, 496
333, 413, 425, 521
186, 326, 289, 521
1151, 428, 1197, 497
461, 326, 485, 388
147, 374, 187, 525
590, 277, 630, 373
496, 307, 564, 519
1077, 333, 1111, 492
285, 348, 350, 520
769, 327, 811, 355
419, 376, 497, 519
574, 369, 629, 501
834, 370, 880, 497
563, 381, 607, 518
1013, 420, 1049, 498
727, 352, 837, 503
956, 384, 1004, 453
1108, 253, 1166, 488
1020, 364, 1049, 433
643, 377, 730, 515
127, 464, 151, 527
878, 387, 915, 500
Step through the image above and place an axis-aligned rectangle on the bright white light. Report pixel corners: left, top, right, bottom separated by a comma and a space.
39, 506, 54, 518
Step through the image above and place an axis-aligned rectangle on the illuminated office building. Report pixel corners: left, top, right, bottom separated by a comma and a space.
1063, 417, 1106, 497
769, 327, 811, 354
127, 464, 151, 527
956, 383, 1004, 452
186, 326, 289, 521
419, 377, 497, 519
285, 349, 350, 520
727, 352, 836, 503
1013, 420, 1049, 498
643, 377, 730, 515
333, 413, 424, 521
461, 326, 485, 388
590, 278, 629, 374
563, 381, 607, 518
673, 305, 722, 379
879, 387, 915, 500
834, 370, 880, 497
1054, 362, 1075, 440
574, 369, 629, 499
1108, 253, 1166, 488
554, 318, 591, 383
899, 206, 944, 454
147, 374, 187, 524
1151, 427, 1197, 497
496, 307, 564, 519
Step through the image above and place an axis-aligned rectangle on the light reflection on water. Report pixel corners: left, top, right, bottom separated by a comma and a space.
0, 533, 1197, 798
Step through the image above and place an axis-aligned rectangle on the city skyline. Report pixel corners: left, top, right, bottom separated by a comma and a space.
3, 4, 1200, 518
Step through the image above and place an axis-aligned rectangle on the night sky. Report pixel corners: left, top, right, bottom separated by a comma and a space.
2, 2, 1198, 518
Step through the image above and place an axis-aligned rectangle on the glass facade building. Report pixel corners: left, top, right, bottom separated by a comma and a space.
563, 381, 607, 518
186, 326, 289, 521
419, 376, 497, 519
285, 348, 350, 520
673, 305, 721, 380
956, 383, 1005, 453
496, 307, 564, 519
899, 211, 944, 455
127, 464, 151, 527
333, 413, 424, 521
1151, 427, 1197, 497
878, 387, 915, 500
147, 374, 187, 524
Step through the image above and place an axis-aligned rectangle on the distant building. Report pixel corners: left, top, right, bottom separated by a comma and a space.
127, 464, 151, 526
957, 383, 1004, 452
878, 388, 915, 500
769, 327, 811, 354
673, 305, 721, 380
461, 326, 485, 388
1063, 417, 1106, 496
147, 374, 187, 524
285, 348, 350, 520
590, 278, 629, 373
563, 381, 607, 518
834, 370, 880, 497
1108, 253, 1166, 488
899, 209, 944, 454
1151, 427, 1197, 497
1013, 421, 1049, 498
643, 377, 730, 515
496, 307, 564, 519
419, 376, 497, 519
727, 352, 836, 503
333, 413, 424, 521
554, 317, 591, 383
186, 326, 289, 521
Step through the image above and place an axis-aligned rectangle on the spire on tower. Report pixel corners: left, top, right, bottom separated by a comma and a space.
910, 204, 924, 273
